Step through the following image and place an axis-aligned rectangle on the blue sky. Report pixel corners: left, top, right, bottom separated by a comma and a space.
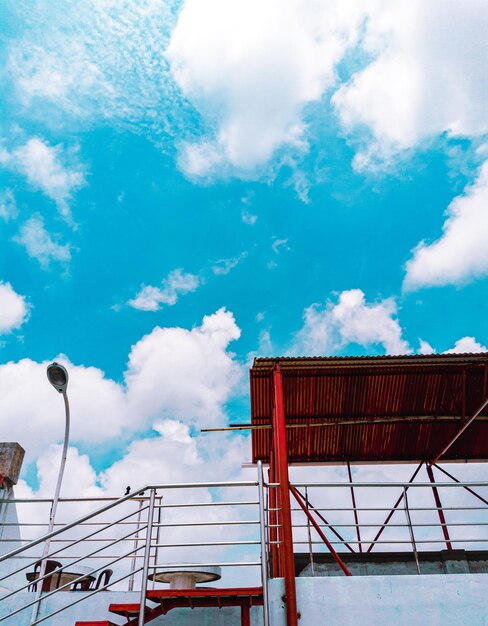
0, 1, 487, 495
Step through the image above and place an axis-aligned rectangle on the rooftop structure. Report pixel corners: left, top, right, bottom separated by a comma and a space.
0, 352, 487, 625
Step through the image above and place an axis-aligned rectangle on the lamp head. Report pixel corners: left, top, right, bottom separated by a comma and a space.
47, 362, 68, 393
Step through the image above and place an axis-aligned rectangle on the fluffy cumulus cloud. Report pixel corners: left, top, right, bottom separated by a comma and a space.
445, 336, 487, 354
0, 309, 241, 462
291, 289, 411, 356
0, 138, 85, 219
13, 214, 71, 269
0, 281, 29, 334
167, 0, 362, 177
334, 0, 488, 167
0, 189, 18, 221
404, 161, 488, 290
128, 268, 200, 311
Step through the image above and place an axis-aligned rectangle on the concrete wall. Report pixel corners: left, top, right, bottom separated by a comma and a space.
270, 574, 488, 626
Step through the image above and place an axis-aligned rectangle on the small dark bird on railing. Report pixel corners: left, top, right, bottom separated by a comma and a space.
125, 486, 131, 495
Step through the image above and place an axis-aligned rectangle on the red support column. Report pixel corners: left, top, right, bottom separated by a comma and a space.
241, 604, 250, 626
273, 365, 298, 626
426, 464, 453, 551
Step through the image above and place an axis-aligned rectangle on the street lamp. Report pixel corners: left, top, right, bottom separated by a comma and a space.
32, 363, 70, 618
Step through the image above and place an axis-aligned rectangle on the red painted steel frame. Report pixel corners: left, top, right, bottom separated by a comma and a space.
366, 462, 424, 553
273, 365, 298, 626
290, 485, 352, 576
427, 464, 453, 551
433, 463, 488, 506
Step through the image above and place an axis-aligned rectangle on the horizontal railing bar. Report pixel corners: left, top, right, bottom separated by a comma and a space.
287, 506, 488, 512
290, 482, 488, 488
150, 561, 260, 568
268, 537, 488, 546
154, 540, 261, 548
154, 520, 259, 528
156, 501, 259, 509
288, 522, 488, 528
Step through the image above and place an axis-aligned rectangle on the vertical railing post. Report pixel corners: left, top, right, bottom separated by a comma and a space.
273, 364, 298, 626
128, 498, 144, 591
304, 487, 315, 575
403, 488, 420, 574
257, 461, 270, 626
138, 488, 156, 626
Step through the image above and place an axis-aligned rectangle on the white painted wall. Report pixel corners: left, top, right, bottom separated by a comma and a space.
270, 574, 488, 626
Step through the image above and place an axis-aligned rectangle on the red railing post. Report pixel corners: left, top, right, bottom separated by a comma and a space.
273, 365, 298, 626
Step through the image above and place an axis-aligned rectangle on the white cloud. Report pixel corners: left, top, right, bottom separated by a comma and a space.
0, 189, 18, 221
271, 238, 290, 255
444, 336, 487, 354
404, 161, 488, 290
128, 268, 200, 311
211, 252, 247, 276
1, 138, 85, 219
241, 211, 257, 226
418, 339, 435, 355
0, 309, 242, 462
167, 0, 363, 177
334, 0, 488, 167
0, 282, 29, 334
292, 289, 411, 356
13, 215, 71, 269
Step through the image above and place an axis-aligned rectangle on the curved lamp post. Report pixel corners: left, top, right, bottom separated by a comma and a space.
32, 363, 70, 621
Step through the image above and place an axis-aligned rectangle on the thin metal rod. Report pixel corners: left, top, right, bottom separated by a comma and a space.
201, 415, 488, 432
432, 397, 488, 464
129, 499, 144, 591
290, 485, 352, 576
366, 462, 424, 553
138, 488, 156, 626
0, 504, 148, 584
404, 488, 420, 574
305, 486, 314, 576
29, 567, 143, 626
347, 463, 362, 553
257, 460, 270, 626
432, 464, 488, 506
426, 465, 452, 551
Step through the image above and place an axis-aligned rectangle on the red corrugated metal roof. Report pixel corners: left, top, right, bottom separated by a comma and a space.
250, 353, 488, 464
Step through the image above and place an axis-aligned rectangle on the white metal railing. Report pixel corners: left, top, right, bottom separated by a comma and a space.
0, 473, 270, 626
0, 472, 486, 624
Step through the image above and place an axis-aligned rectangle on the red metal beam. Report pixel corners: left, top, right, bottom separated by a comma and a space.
347, 462, 362, 553
273, 365, 298, 626
432, 463, 488, 506
426, 464, 452, 551
293, 487, 355, 553
366, 461, 424, 553
290, 485, 352, 576
432, 397, 488, 465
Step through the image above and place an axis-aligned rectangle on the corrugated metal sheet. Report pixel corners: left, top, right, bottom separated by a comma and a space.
250, 353, 488, 463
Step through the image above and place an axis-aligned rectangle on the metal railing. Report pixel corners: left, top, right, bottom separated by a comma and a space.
0, 472, 270, 626
0, 471, 486, 624
282, 480, 488, 573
